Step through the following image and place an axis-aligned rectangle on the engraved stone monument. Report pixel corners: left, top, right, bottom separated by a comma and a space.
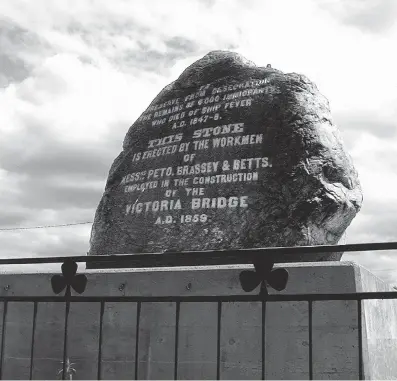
88, 51, 362, 261
4, 52, 397, 380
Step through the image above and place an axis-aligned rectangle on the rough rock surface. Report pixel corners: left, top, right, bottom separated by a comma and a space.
88, 51, 362, 262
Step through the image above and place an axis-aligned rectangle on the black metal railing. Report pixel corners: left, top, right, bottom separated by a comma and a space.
0, 241, 397, 380
0, 293, 393, 379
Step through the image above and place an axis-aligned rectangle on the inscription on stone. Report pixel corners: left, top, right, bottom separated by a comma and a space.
122, 78, 271, 227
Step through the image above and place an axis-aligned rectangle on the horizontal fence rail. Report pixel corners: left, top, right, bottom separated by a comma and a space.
0, 241, 396, 267
1, 292, 397, 303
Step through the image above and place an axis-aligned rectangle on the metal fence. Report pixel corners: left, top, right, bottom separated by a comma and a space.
0, 241, 397, 380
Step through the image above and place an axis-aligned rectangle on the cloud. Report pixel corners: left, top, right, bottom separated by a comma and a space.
332, 111, 397, 155
1, 124, 118, 180
0, 223, 92, 259
0, 18, 52, 87
335, 111, 397, 139
0, 208, 34, 227
0, 0, 244, 80
317, 0, 397, 34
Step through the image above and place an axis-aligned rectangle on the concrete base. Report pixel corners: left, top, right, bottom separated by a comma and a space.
0, 261, 396, 379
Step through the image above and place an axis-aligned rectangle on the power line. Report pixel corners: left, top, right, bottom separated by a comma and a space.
0, 221, 93, 231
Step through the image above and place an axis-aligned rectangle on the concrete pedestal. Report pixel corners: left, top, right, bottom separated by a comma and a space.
0, 261, 396, 379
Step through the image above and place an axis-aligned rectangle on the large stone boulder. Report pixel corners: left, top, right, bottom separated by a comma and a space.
88, 51, 362, 262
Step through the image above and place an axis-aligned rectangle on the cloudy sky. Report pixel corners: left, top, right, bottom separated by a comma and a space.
0, 0, 396, 282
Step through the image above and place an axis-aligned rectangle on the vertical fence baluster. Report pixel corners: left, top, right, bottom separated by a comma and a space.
29, 302, 38, 380
174, 301, 180, 380
308, 300, 313, 380
134, 302, 141, 380
216, 301, 222, 380
61, 299, 71, 381
0, 301, 8, 380
97, 301, 105, 380
262, 301, 266, 380
357, 299, 363, 380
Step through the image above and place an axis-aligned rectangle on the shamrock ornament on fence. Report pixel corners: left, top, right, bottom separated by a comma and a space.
51, 259, 88, 296
239, 257, 289, 296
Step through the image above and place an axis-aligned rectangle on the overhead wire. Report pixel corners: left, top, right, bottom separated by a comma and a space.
0, 222, 93, 231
